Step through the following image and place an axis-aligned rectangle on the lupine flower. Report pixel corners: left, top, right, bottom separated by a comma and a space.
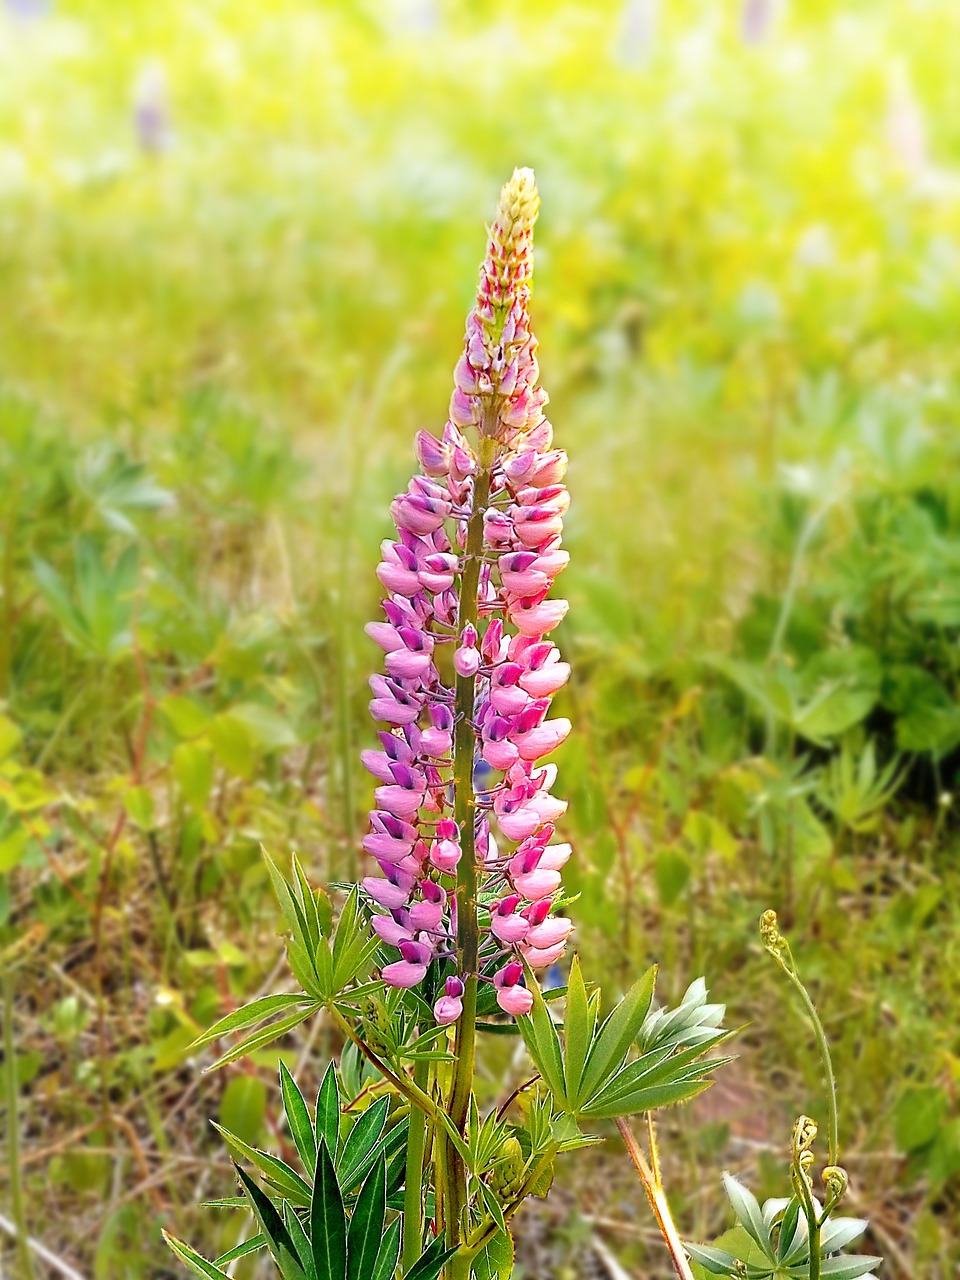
133, 60, 173, 155
740, 0, 779, 45
3, 0, 52, 21
362, 168, 573, 1019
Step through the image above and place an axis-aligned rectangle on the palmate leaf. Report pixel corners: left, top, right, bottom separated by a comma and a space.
581, 1047, 734, 1120
687, 1183, 882, 1280
193, 994, 316, 1050
520, 959, 730, 1122
344, 1113, 409, 1194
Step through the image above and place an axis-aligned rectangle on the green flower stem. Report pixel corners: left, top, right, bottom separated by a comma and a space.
768, 940, 840, 1168
443, 431, 496, 1248
3, 968, 36, 1280
402, 1056, 432, 1273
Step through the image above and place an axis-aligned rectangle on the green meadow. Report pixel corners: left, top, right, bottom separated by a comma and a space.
1, 1, 958, 1275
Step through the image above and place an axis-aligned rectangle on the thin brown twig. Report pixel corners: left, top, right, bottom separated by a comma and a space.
616, 1117, 695, 1280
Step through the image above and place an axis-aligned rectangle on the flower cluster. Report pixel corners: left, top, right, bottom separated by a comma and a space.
362, 168, 572, 1022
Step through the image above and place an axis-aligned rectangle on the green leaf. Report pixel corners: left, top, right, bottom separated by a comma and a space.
192, 994, 317, 1050
654, 849, 691, 906
265, 850, 316, 953
579, 966, 657, 1105
163, 1233, 232, 1279
471, 1229, 514, 1280
283, 1202, 316, 1276
475, 1176, 507, 1236
370, 1219, 402, 1280
722, 1174, 770, 1253
0, 715, 21, 764
819, 1217, 868, 1254
893, 1085, 946, 1152
235, 1164, 309, 1280
279, 1061, 317, 1177
814, 1260, 881, 1279
316, 1062, 342, 1158
777, 1199, 803, 1263
403, 1236, 458, 1280
331, 886, 380, 992
213, 1234, 267, 1267
211, 1124, 313, 1207
123, 785, 155, 832
338, 1096, 389, 1188
158, 695, 211, 739
517, 974, 566, 1104
684, 1242, 740, 1275
220, 1075, 267, 1148
347, 1157, 387, 1280
173, 741, 215, 809
311, 1138, 348, 1280
205, 1006, 318, 1071
291, 853, 323, 952
561, 956, 596, 1108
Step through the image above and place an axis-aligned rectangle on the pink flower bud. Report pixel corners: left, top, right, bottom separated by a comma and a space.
453, 645, 481, 678
415, 430, 451, 477
493, 961, 533, 1016
434, 994, 463, 1023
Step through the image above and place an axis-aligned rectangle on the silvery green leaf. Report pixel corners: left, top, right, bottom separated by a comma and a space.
722, 1173, 773, 1254
819, 1216, 869, 1254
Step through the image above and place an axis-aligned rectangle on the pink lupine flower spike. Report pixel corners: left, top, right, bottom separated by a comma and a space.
362, 167, 572, 1025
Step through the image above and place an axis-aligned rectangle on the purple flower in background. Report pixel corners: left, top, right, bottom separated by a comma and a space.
362, 169, 573, 1019
3, 0, 52, 20
740, 0, 780, 46
133, 61, 173, 155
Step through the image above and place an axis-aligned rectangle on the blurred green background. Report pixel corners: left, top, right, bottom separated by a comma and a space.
1, 0, 959, 1275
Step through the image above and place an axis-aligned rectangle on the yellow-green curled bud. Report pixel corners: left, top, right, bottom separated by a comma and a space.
822, 1164, 848, 1210
760, 909, 786, 956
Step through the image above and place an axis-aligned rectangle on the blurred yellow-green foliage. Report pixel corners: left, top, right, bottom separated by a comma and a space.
2, 1, 960, 1276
